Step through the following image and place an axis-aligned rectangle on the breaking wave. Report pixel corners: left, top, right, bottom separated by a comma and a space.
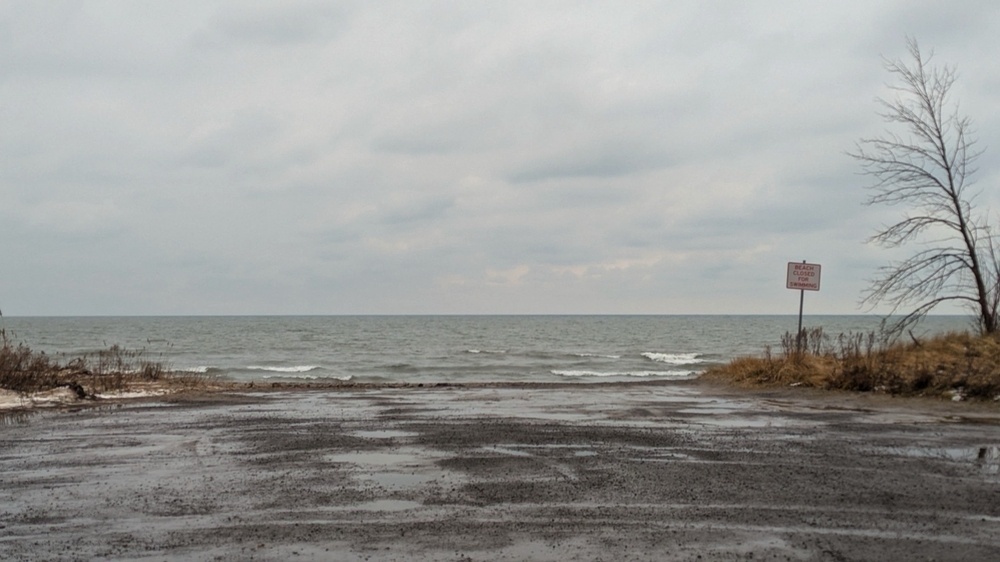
552, 370, 696, 378
642, 352, 705, 365
246, 365, 322, 373
261, 373, 353, 381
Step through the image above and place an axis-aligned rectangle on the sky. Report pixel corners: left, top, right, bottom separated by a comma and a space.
2, 1, 1000, 316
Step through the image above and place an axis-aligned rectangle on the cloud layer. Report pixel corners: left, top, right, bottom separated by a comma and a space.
2, 1, 999, 315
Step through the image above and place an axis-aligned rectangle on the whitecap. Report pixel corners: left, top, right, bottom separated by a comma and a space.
574, 353, 622, 359
466, 349, 506, 354
642, 352, 704, 365
261, 373, 353, 381
246, 365, 321, 373
551, 370, 695, 378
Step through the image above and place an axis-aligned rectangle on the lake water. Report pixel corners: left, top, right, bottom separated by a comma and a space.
0, 315, 973, 384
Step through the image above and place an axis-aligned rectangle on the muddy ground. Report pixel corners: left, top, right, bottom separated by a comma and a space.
1, 381, 999, 561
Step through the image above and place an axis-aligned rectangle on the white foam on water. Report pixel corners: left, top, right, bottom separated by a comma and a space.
261, 373, 353, 381
552, 370, 696, 378
247, 365, 321, 373
642, 352, 705, 365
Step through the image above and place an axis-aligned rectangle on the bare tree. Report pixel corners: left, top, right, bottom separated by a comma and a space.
851, 38, 999, 334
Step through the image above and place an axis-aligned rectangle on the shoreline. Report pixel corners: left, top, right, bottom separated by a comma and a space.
4, 374, 999, 420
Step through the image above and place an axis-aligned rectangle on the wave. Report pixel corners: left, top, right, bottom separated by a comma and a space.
387, 363, 417, 371
551, 370, 696, 378
642, 352, 704, 365
573, 353, 622, 359
261, 373, 353, 381
246, 365, 322, 373
466, 349, 507, 354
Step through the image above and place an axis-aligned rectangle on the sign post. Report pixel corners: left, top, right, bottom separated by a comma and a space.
786, 261, 822, 346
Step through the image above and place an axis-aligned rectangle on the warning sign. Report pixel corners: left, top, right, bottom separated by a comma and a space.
786, 262, 821, 291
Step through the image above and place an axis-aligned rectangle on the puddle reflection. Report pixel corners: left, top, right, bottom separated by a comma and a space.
360, 472, 436, 489
888, 445, 1000, 474
327, 451, 421, 465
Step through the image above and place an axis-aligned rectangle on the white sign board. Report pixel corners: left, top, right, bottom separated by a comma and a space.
786, 262, 821, 291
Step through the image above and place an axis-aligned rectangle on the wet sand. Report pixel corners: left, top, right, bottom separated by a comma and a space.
2, 380, 999, 561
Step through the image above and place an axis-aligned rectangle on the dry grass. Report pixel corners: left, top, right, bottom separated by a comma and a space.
703, 328, 1000, 401
0, 326, 210, 397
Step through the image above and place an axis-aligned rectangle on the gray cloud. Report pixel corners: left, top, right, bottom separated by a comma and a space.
2, 1, 998, 315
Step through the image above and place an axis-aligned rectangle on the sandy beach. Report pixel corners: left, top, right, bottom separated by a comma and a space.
2, 380, 999, 561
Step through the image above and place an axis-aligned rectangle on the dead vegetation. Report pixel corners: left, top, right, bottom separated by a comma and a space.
704, 327, 1000, 401
0, 326, 210, 399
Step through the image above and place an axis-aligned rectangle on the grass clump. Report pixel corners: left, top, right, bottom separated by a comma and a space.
1, 325, 204, 398
703, 327, 1000, 401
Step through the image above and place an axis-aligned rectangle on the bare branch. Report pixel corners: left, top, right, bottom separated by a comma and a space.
851, 38, 998, 334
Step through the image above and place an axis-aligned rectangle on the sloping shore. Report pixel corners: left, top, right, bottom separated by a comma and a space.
2, 380, 999, 560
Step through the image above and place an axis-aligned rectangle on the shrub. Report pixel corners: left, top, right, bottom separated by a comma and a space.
704, 329, 1000, 401
1, 325, 186, 397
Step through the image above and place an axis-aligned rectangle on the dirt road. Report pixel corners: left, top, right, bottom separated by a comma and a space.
2, 382, 998, 561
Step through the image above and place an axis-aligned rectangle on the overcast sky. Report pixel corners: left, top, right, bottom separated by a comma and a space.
2, 1, 999, 316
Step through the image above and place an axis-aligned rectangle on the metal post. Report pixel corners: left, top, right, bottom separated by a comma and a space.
797, 260, 805, 351
798, 289, 805, 334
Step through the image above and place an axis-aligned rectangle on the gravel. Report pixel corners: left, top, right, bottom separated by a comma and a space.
1, 382, 998, 561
